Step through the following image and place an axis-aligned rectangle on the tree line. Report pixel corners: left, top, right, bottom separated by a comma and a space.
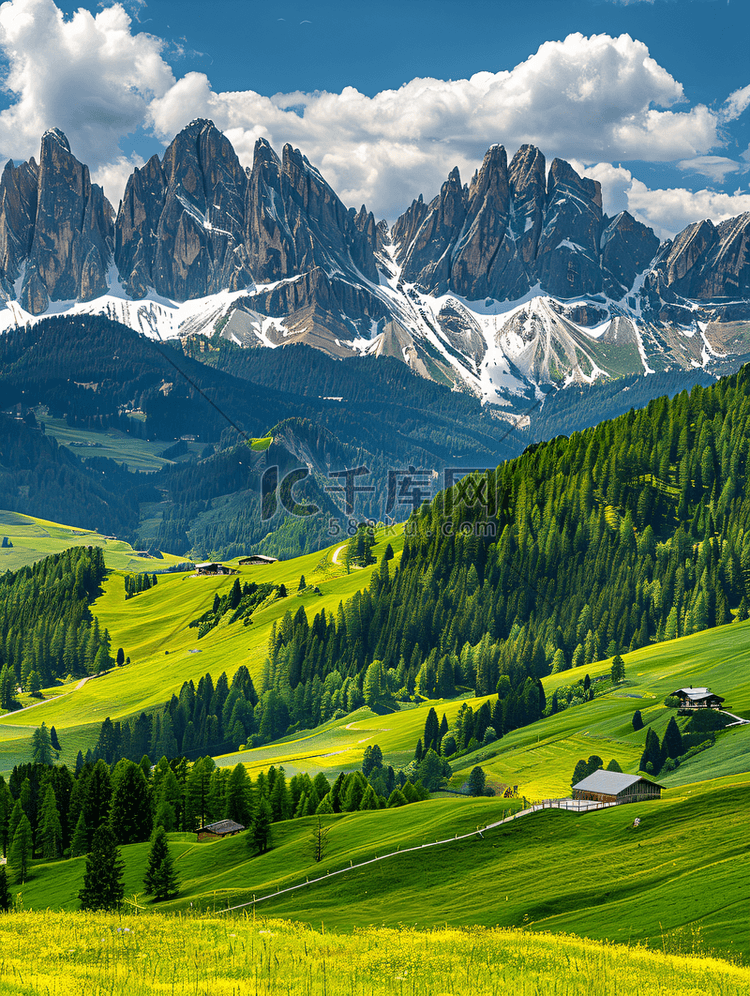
257, 368, 750, 729
0, 547, 114, 705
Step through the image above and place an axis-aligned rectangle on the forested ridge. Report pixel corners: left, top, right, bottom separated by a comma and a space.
0, 547, 112, 702
259, 366, 750, 734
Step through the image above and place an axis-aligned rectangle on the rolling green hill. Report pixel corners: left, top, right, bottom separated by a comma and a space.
13, 774, 750, 963
0, 510, 186, 573
0, 528, 403, 769
1, 522, 748, 799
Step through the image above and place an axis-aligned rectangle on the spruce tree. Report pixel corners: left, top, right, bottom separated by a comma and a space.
78, 825, 124, 911
250, 796, 272, 854
70, 811, 89, 857
662, 716, 683, 760
39, 784, 62, 860
632, 710, 644, 731
31, 723, 54, 766
9, 814, 32, 883
109, 760, 152, 844
143, 826, 180, 901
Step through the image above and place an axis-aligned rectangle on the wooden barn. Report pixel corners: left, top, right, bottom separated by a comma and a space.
197, 819, 245, 842
194, 562, 238, 576
572, 770, 664, 805
238, 555, 278, 566
669, 686, 725, 710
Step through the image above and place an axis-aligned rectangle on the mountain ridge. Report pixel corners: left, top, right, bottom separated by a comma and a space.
0, 121, 748, 413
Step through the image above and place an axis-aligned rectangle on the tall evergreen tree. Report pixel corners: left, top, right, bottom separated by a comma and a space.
31, 723, 54, 766
78, 826, 124, 911
143, 826, 180, 901
8, 814, 32, 883
250, 796, 272, 855
0, 866, 10, 911
109, 760, 152, 844
39, 784, 62, 860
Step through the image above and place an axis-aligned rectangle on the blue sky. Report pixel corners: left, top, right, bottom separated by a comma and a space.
0, 0, 747, 237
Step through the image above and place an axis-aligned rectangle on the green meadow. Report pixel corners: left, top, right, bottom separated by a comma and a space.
0, 527, 404, 768
0, 514, 747, 821
0, 510, 185, 573
1, 516, 749, 801
35, 411, 205, 472
13, 775, 750, 962
0, 910, 747, 996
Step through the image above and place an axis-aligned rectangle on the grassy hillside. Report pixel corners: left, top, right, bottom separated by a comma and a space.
0, 510, 186, 573
0, 528, 403, 769
35, 411, 205, 473
1, 528, 747, 796
210, 612, 750, 796
1, 910, 746, 996
13, 774, 750, 963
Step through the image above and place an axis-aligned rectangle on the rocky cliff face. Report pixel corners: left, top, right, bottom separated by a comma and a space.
0, 121, 749, 405
0, 129, 113, 314
116, 119, 252, 300
654, 213, 750, 300
394, 143, 659, 303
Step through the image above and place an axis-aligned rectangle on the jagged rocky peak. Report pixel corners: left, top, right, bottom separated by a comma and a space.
391, 194, 429, 265
393, 143, 666, 305
655, 213, 750, 299
600, 211, 660, 299
13, 128, 114, 314
536, 157, 604, 298
0, 157, 39, 296
245, 138, 378, 284
508, 144, 546, 255
399, 166, 468, 294
116, 118, 253, 300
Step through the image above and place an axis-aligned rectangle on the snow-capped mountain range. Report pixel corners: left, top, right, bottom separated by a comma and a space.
0, 120, 748, 414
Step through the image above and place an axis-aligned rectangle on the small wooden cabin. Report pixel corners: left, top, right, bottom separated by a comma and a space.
194, 562, 238, 576
572, 770, 664, 805
197, 819, 245, 842
669, 686, 725, 710
239, 555, 278, 566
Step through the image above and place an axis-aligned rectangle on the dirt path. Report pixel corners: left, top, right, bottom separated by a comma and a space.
331, 544, 346, 565
0, 674, 96, 723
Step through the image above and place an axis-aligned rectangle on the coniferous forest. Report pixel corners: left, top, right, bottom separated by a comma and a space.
260, 367, 750, 730
0, 547, 112, 705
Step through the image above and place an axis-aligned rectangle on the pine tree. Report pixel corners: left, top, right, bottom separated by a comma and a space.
662, 716, 683, 760
309, 816, 330, 862
143, 826, 180, 901
640, 727, 662, 774
632, 709, 644, 731
78, 826, 124, 911
70, 811, 89, 857
31, 723, 54, 766
610, 655, 626, 684
109, 760, 152, 844
250, 795, 272, 854
39, 784, 62, 860
9, 814, 32, 883
467, 766, 487, 796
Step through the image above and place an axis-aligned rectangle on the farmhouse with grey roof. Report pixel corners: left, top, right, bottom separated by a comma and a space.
572, 770, 664, 804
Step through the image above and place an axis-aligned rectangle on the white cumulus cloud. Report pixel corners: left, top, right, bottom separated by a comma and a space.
572, 160, 750, 239
0, 3, 744, 238
0, 0, 173, 178
146, 32, 723, 221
